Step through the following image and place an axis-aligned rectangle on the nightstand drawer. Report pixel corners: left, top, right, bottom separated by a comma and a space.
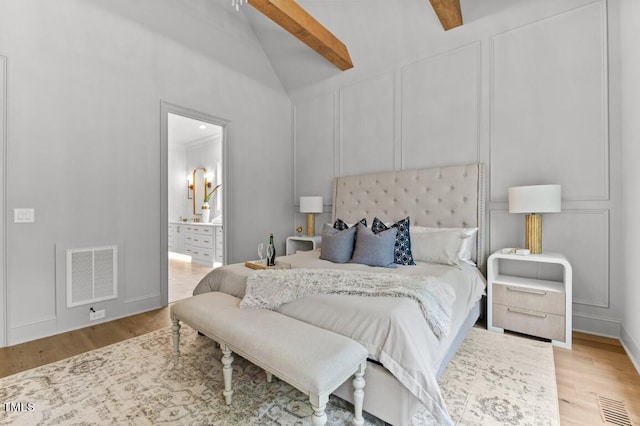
492, 283, 565, 316
493, 304, 565, 342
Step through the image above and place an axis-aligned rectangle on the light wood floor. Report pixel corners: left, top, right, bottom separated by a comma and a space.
168, 253, 213, 303
554, 332, 640, 425
1, 262, 639, 425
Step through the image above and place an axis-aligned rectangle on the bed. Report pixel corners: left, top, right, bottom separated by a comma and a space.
192, 163, 486, 425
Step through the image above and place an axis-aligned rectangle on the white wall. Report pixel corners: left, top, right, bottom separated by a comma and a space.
619, 0, 640, 370
0, 0, 293, 345
292, 0, 624, 338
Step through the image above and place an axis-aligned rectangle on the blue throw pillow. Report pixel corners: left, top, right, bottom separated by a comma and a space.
319, 224, 357, 263
371, 217, 416, 265
351, 224, 397, 268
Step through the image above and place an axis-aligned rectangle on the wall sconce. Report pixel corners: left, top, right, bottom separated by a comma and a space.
205, 171, 214, 189
187, 174, 194, 199
300, 196, 323, 237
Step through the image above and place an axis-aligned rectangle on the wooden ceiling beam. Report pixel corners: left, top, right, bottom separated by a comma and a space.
429, 0, 463, 31
248, 0, 353, 71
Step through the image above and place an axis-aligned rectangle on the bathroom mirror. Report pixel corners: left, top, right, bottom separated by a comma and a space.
192, 168, 208, 215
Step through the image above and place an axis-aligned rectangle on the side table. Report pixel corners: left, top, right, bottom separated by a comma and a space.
487, 250, 572, 349
286, 235, 322, 255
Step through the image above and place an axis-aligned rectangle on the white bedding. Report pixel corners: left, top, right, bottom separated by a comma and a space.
241, 268, 456, 338
192, 249, 486, 425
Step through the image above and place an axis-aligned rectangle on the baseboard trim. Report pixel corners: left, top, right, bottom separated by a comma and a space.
9, 315, 57, 345
620, 325, 640, 375
7, 297, 163, 346
124, 293, 161, 305
572, 312, 621, 338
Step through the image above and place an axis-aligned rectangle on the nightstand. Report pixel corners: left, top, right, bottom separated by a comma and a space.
487, 250, 572, 349
286, 235, 322, 255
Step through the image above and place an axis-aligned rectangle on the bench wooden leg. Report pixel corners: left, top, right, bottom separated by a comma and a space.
351, 362, 366, 426
265, 371, 273, 383
221, 344, 234, 405
309, 393, 328, 426
310, 403, 327, 426
171, 317, 181, 367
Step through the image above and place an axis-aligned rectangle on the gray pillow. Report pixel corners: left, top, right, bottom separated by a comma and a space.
351, 224, 397, 268
411, 230, 469, 265
319, 224, 357, 263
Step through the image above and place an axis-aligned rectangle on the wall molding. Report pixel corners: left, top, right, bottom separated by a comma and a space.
489, 1, 610, 203
563, 209, 610, 309
399, 42, 482, 170
9, 315, 57, 346
124, 294, 161, 304
339, 71, 395, 176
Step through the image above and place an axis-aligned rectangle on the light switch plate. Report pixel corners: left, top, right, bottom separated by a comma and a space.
14, 208, 35, 223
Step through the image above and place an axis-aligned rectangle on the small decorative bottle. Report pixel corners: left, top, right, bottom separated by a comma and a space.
267, 234, 276, 267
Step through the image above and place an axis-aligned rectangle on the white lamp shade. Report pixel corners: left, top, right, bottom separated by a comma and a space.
508, 185, 561, 213
300, 196, 323, 213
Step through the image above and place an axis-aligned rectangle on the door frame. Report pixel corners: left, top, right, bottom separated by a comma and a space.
0, 56, 7, 347
160, 101, 229, 306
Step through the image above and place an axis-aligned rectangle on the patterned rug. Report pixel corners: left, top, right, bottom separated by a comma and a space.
0, 326, 559, 425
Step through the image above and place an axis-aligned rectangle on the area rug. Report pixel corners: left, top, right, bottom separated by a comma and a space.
0, 326, 559, 425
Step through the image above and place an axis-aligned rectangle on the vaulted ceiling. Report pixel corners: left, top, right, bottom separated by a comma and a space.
90, 0, 570, 97
240, 0, 479, 95
244, 0, 461, 72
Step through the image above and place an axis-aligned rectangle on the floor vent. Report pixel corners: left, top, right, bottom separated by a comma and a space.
66, 246, 118, 308
598, 395, 633, 426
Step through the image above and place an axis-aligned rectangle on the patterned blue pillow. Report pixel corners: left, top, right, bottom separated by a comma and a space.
371, 217, 416, 265
333, 218, 367, 231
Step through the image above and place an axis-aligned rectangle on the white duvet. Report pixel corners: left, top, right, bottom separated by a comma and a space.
192, 249, 486, 426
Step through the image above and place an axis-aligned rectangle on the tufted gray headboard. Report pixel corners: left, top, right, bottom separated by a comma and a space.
332, 163, 485, 266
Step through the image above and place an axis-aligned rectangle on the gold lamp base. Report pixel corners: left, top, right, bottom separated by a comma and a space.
524, 213, 542, 254
306, 213, 316, 237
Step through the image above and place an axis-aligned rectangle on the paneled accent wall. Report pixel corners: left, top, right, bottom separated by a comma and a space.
293, 1, 619, 336
340, 73, 395, 176
294, 92, 336, 204
401, 43, 481, 170
490, 2, 609, 202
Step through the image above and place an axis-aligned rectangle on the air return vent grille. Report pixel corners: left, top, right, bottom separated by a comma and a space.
598, 395, 633, 426
66, 246, 117, 308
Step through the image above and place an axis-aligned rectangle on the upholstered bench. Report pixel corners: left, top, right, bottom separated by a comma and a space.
170, 292, 368, 426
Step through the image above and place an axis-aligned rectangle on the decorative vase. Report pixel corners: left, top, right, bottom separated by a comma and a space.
201, 202, 210, 223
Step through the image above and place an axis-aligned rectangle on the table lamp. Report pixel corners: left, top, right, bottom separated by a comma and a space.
508, 184, 561, 254
300, 196, 323, 237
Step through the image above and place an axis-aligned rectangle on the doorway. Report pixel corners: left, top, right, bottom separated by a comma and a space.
160, 103, 228, 305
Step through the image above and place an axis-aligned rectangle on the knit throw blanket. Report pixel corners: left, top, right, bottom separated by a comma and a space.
240, 268, 456, 338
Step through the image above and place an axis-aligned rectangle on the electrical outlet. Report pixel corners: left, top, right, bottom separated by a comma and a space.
89, 309, 106, 321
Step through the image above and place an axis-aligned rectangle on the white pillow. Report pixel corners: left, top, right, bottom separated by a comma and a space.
410, 231, 469, 265
411, 226, 478, 265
